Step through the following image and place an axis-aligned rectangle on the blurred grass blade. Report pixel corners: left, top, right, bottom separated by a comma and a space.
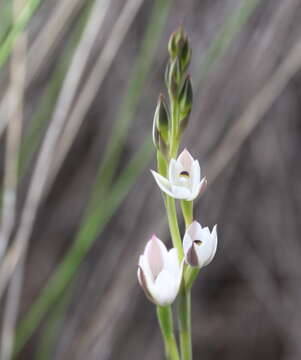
0, 1, 12, 46
87, 0, 173, 214
15, 0, 172, 352
0, 0, 45, 68
197, 0, 260, 84
19, 1, 93, 177
34, 287, 72, 360
15, 138, 153, 354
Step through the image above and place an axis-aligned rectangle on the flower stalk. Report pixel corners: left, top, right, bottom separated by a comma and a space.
157, 306, 180, 360
137, 26, 218, 360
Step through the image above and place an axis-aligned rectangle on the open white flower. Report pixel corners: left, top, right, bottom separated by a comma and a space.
138, 235, 183, 306
151, 149, 206, 201
183, 221, 217, 268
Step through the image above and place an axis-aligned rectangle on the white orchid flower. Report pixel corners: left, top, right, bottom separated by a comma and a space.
151, 149, 206, 201
138, 235, 184, 306
183, 221, 217, 268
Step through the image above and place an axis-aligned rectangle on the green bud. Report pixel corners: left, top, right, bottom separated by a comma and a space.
168, 26, 191, 72
179, 38, 191, 72
164, 61, 170, 89
179, 75, 193, 121
152, 94, 170, 155
168, 57, 181, 98
168, 31, 178, 59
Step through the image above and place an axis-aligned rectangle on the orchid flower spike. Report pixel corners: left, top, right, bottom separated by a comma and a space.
183, 221, 217, 268
138, 235, 184, 306
151, 149, 206, 201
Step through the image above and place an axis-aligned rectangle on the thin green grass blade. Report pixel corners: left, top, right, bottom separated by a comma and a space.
0, 1, 12, 46
15, 0, 173, 352
34, 286, 73, 360
0, 0, 46, 69
14, 138, 153, 355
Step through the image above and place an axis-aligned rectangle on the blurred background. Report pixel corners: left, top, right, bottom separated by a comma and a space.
0, 0, 301, 359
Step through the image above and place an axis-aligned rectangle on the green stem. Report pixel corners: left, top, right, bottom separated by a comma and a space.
180, 200, 193, 228
165, 196, 192, 359
156, 306, 180, 360
178, 200, 194, 359
184, 266, 199, 290
178, 287, 192, 360
165, 196, 183, 260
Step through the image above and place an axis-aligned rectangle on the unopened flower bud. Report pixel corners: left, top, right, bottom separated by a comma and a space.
152, 95, 169, 155
179, 38, 191, 73
167, 58, 181, 98
168, 31, 178, 59
168, 26, 191, 72
179, 75, 193, 121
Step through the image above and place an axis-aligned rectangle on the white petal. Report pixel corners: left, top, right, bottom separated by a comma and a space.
190, 177, 206, 201
183, 232, 193, 256
170, 184, 192, 200
191, 160, 201, 186
151, 170, 174, 197
188, 221, 201, 239
204, 225, 218, 266
164, 248, 180, 278
168, 159, 178, 184
138, 266, 158, 303
153, 270, 178, 306
199, 226, 211, 241
139, 254, 153, 281
194, 239, 213, 268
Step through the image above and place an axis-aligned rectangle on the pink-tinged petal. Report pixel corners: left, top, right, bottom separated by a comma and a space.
177, 149, 194, 171
170, 184, 192, 200
153, 270, 178, 306
151, 170, 174, 197
144, 235, 167, 278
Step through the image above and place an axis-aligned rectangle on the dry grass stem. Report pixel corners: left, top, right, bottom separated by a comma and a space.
0, 0, 85, 137
206, 37, 301, 184
0, 0, 27, 357
47, 0, 145, 191
0, 0, 145, 304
